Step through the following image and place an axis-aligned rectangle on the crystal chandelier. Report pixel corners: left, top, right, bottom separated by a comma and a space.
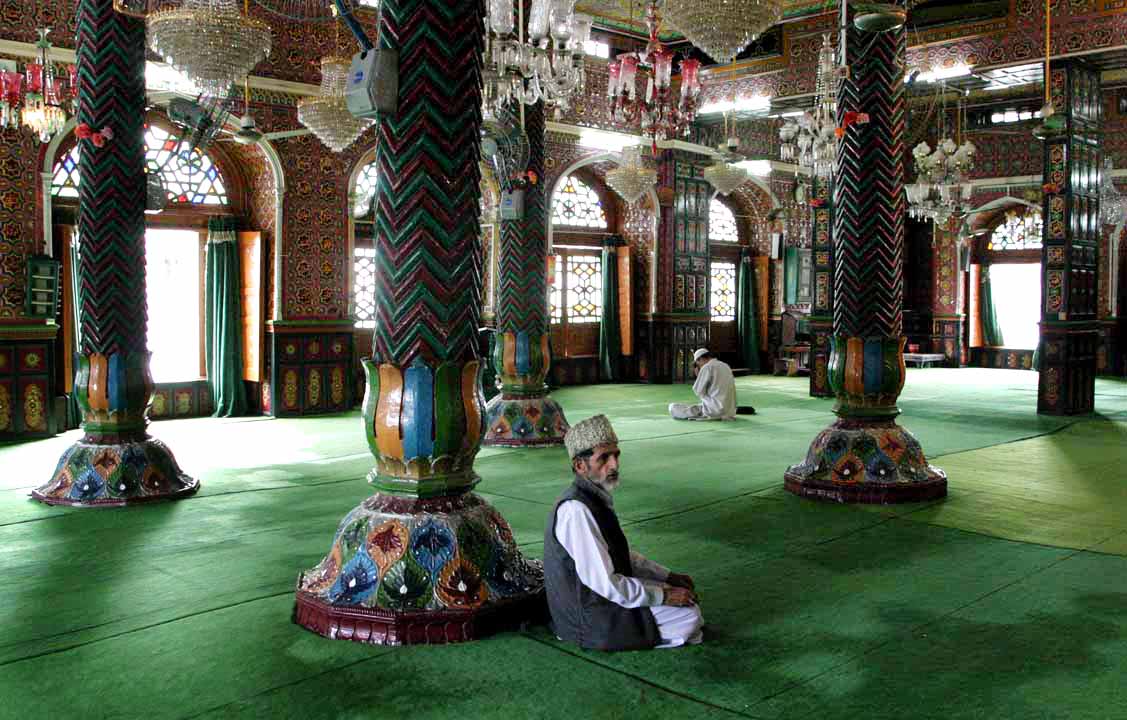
704, 160, 747, 195
0, 29, 75, 142
907, 91, 976, 226
704, 112, 747, 195
607, 1, 702, 148
148, 0, 272, 97
605, 145, 657, 205
906, 138, 976, 226
298, 56, 374, 152
1100, 157, 1125, 226
662, 0, 783, 66
779, 34, 836, 179
483, 0, 591, 117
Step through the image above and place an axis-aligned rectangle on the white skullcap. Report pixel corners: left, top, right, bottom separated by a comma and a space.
564, 414, 619, 459
693, 348, 710, 362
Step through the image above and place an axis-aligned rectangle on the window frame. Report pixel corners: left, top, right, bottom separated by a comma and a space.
142, 225, 208, 382
50, 117, 240, 214
549, 246, 604, 358
709, 259, 738, 322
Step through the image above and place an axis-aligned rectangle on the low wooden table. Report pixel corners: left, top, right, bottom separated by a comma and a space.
775, 344, 811, 376
903, 352, 946, 368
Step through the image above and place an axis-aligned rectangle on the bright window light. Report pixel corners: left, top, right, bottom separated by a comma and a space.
699, 94, 771, 115
144, 61, 200, 94
577, 128, 640, 152
584, 40, 610, 58
910, 63, 972, 84
733, 159, 772, 177
990, 263, 1041, 350
146, 228, 201, 383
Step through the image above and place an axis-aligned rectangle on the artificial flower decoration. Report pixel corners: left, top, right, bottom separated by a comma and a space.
1043, 182, 1062, 194
835, 111, 871, 137
75, 123, 114, 147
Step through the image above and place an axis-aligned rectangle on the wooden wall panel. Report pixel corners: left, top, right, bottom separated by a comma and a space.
238, 231, 264, 382
617, 246, 633, 356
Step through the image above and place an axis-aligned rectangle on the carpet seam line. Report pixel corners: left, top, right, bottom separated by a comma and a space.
521, 632, 766, 719
0, 589, 294, 668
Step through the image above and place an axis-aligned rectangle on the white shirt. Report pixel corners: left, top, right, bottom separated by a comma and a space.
554, 500, 668, 608
692, 358, 737, 419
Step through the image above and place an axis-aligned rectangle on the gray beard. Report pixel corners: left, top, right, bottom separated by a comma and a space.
591, 475, 619, 493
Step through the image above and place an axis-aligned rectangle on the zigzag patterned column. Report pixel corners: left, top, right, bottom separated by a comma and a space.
293, 0, 543, 645
33, 0, 196, 506
484, 102, 569, 446
785, 1, 946, 503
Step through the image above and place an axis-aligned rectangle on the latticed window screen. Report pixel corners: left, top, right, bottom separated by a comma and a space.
352, 161, 379, 217
353, 247, 376, 329
549, 254, 563, 322
566, 254, 602, 323
987, 210, 1043, 251
551, 175, 608, 228
52, 126, 228, 205
709, 198, 739, 242
710, 261, 736, 321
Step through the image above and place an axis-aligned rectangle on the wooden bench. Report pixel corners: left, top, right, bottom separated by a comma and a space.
903, 352, 946, 368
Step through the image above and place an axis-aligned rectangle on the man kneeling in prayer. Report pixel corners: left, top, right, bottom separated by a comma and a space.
544, 414, 703, 651
669, 348, 752, 420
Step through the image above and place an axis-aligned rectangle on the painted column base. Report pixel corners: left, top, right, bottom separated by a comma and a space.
32, 435, 198, 507
784, 418, 947, 504
482, 394, 569, 447
293, 491, 545, 646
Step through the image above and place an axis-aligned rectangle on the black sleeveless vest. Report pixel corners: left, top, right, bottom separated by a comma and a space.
543, 477, 660, 651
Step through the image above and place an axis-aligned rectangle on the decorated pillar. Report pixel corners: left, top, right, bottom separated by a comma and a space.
483, 102, 570, 446
1038, 61, 1101, 415
293, 0, 543, 645
808, 176, 834, 397
33, 0, 197, 506
784, 1, 946, 503
929, 225, 966, 366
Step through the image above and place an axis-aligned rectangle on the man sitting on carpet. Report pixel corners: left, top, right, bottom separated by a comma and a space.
669, 348, 753, 420
543, 414, 703, 651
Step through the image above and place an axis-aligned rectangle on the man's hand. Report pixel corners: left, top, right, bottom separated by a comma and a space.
663, 586, 697, 607
666, 572, 695, 591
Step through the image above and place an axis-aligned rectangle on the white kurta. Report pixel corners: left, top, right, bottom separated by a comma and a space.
669, 358, 737, 421
555, 500, 704, 648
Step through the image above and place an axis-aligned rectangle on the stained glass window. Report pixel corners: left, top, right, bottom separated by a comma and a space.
987, 210, 1042, 251
710, 261, 736, 321
552, 175, 607, 229
549, 254, 563, 323
51, 148, 81, 199
353, 160, 379, 218
52, 125, 228, 205
709, 198, 739, 242
353, 247, 377, 329
566, 254, 602, 323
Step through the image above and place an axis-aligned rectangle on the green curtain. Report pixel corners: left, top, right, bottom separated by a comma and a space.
598, 237, 624, 381
205, 217, 247, 417
980, 264, 1005, 347
737, 251, 761, 373
68, 231, 83, 428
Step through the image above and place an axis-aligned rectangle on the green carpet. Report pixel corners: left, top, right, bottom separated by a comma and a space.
2, 368, 1126, 719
